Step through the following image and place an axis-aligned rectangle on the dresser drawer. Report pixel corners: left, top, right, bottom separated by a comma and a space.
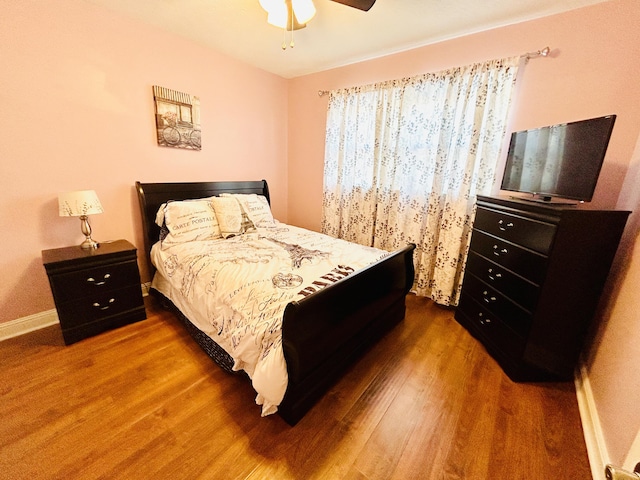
49, 260, 141, 302
474, 207, 556, 254
470, 230, 547, 284
459, 273, 532, 337
465, 251, 540, 311
56, 284, 144, 328
457, 293, 526, 361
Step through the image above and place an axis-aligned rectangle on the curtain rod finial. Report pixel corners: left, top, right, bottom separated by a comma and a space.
523, 46, 552, 62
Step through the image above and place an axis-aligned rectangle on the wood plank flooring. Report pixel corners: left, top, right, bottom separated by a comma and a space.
0, 294, 592, 479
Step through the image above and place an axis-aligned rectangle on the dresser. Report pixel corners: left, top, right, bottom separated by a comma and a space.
455, 196, 629, 381
42, 239, 147, 345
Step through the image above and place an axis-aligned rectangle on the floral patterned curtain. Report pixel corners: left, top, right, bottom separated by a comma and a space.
321, 57, 520, 306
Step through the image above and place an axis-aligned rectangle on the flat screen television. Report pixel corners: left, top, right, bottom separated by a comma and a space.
500, 114, 616, 203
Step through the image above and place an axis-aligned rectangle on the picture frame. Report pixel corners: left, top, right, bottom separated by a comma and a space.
153, 85, 201, 150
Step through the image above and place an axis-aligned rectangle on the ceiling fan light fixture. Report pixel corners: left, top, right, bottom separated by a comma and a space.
266, 2, 288, 28
291, 0, 316, 24
259, 0, 282, 13
261, 0, 315, 29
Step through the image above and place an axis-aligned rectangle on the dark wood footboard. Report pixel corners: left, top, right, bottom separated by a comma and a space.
279, 243, 415, 425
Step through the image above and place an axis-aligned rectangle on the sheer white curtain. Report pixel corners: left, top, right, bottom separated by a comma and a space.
322, 57, 520, 305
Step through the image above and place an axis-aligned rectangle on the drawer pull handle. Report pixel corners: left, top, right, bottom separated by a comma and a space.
482, 290, 497, 303
498, 220, 514, 231
492, 245, 508, 257
87, 273, 111, 286
92, 298, 115, 310
477, 312, 492, 325
487, 269, 502, 281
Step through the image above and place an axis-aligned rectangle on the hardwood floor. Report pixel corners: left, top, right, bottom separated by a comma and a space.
0, 294, 592, 479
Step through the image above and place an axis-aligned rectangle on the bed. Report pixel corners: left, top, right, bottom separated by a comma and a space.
135, 180, 415, 425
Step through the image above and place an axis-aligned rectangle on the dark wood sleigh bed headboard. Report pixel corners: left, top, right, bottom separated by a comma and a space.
135, 180, 270, 278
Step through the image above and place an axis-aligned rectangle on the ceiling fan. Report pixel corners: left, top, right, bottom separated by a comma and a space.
331, 0, 376, 11
260, 0, 377, 32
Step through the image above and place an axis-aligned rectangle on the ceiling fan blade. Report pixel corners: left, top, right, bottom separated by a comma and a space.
330, 0, 377, 12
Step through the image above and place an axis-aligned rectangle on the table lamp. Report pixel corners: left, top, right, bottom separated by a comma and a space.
58, 190, 104, 249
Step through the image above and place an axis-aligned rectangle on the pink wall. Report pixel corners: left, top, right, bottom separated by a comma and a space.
0, 0, 288, 323
287, 0, 640, 469
587, 132, 640, 470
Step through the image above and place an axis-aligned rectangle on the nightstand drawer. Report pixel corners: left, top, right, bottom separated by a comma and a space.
61, 308, 147, 345
56, 284, 144, 328
474, 206, 556, 254
470, 230, 547, 284
50, 260, 140, 302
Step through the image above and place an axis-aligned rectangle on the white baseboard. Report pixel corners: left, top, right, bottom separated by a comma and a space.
0, 309, 59, 341
575, 363, 609, 480
0, 283, 151, 342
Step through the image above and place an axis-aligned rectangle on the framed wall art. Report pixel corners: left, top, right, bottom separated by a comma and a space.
153, 85, 201, 150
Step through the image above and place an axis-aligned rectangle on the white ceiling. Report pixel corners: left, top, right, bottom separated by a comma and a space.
84, 0, 609, 79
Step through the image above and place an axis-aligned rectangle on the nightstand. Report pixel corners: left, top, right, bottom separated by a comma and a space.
42, 239, 147, 345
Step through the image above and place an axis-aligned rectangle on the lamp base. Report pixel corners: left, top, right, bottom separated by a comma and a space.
80, 238, 99, 249
79, 215, 99, 249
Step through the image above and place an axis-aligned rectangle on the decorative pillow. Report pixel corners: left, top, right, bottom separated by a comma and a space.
157, 198, 222, 248
210, 196, 255, 238
221, 193, 276, 228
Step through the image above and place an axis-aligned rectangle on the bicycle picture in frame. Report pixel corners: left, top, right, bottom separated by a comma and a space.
153, 85, 201, 150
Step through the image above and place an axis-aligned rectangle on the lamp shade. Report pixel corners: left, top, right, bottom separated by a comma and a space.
58, 190, 104, 217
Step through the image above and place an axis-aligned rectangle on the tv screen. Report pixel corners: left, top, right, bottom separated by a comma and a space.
500, 115, 616, 203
